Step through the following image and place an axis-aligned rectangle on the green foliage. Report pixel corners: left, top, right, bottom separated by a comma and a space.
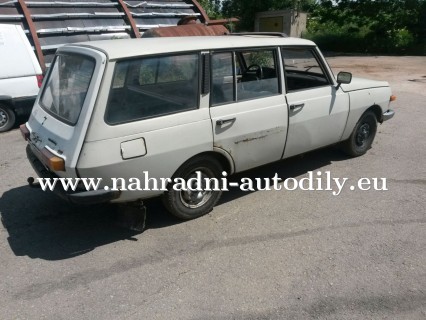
198, 0, 223, 19
394, 28, 415, 48
305, 0, 425, 54
221, 0, 316, 31
245, 50, 275, 67
218, 0, 425, 54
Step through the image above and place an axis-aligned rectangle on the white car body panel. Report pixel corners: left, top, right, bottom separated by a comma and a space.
341, 86, 392, 140
0, 76, 40, 99
0, 24, 42, 81
78, 118, 213, 201
284, 85, 350, 158
342, 77, 389, 92
210, 94, 288, 172
0, 24, 41, 98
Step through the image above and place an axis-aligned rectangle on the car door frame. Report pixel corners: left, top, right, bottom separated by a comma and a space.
208, 46, 290, 173
281, 45, 350, 159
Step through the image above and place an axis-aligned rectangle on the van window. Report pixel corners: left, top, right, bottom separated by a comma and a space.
106, 53, 199, 124
40, 54, 95, 125
281, 48, 330, 91
211, 48, 280, 106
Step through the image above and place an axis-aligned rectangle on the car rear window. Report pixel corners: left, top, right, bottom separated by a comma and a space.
40, 54, 95, 125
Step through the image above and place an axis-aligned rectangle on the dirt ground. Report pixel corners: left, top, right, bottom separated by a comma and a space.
326, 56, 426, 94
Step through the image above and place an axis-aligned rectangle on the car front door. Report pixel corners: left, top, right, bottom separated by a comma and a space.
209, 48, 288, 173
282, 47, 350, 158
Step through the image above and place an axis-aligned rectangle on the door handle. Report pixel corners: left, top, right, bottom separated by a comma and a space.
216, 118, 236, 126
289, 103, 305, 110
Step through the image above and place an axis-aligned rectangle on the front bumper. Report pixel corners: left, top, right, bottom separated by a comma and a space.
382, 110, 395, 122
26, 144, 121, 205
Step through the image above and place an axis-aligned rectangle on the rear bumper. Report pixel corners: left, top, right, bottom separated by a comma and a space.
11, 96, 37, 116
382, 110, 395, 122
26, 144, 121, 205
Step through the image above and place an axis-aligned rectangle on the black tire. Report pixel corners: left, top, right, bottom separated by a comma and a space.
0, 104, 16, 133
162, 156, 223, 220
343, 110, 377, 157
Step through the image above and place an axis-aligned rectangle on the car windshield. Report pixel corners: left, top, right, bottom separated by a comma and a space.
40, 54, 95, 125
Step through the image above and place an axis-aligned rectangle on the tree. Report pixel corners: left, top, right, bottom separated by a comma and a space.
197, 0, 222, 19
307, 0, 425, 53
221, 0, 316, 31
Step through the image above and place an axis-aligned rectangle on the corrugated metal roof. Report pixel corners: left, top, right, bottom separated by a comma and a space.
0, 0, 208, 68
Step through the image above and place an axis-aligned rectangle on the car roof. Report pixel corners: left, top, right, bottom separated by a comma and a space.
62, 35, 316, 60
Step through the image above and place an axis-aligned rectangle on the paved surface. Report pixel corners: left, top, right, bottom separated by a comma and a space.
0, 56, 425, 319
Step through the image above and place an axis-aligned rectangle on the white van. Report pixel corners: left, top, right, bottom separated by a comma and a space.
21, 35, 395, 219
0, 24, 43, 132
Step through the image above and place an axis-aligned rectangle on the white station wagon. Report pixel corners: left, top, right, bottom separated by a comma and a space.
21, 34, 395, 219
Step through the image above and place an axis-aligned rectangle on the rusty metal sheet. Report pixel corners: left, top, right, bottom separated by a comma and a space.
142, 24, 229, 38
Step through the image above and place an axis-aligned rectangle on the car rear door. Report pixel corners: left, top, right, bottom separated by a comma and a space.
209, 48, 288, 173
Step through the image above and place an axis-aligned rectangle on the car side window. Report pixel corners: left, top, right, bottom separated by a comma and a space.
282, 48, 331, 92
211, 48, 280, 106
211, 52, 235, 105
106, 53, 199, 124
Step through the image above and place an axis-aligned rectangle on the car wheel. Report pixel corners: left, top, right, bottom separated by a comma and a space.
343, 110, 377, 157
0, 104, 16, 133
162, 156, 223, 220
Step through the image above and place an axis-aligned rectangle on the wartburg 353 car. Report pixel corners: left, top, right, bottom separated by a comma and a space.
21, 34, 396, 219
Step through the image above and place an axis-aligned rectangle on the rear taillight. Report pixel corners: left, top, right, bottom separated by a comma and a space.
390, 95, 397, 102
20, 124, 30, 141
41, 148, 65, 171
36, 75, 43, 88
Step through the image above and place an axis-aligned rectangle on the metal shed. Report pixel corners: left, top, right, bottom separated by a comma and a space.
0, 0, 230, 71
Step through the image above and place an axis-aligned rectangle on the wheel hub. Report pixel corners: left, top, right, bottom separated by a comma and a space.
356, 123, 370, 146
180, 171, 213, 209
0, 109, 7, 127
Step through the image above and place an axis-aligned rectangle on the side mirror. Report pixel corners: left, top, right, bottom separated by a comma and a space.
337, 71, 352, 84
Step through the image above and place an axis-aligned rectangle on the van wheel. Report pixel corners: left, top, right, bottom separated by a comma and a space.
162, 156, 223, 220
342, 111, 377, 157
0, 104, 16, 132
